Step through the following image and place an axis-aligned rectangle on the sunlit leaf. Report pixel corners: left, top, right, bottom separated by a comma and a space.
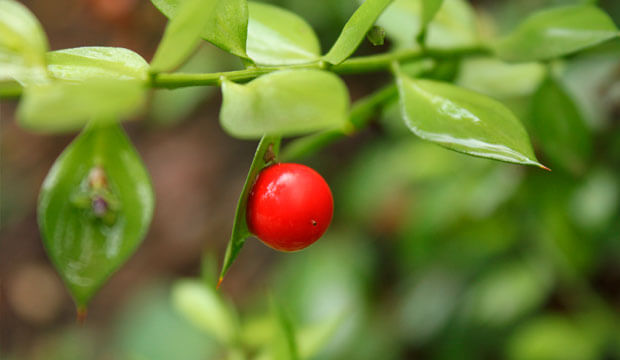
17, 80, 145, 133
323, 0, 392, 64
246, 1, 320, 65
46, 47, 149, 81
150, 0, 217, 73
530, 76, 591, 173
150, 0, 248, 58
376, 0, 477, 50
220, 69, 349, 139
395, 72, 544, 167
171, 280, 238, 344
39, 123, 154, 307
0, 0, 49, 85
218, 135, 281, 283
495, 5, 619, 62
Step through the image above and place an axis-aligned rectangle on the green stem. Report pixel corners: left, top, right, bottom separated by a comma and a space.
151, 46, 488, 89
280, 83, 398, 161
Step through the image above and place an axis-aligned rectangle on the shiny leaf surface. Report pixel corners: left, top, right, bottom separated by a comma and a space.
219, 135, 281, 283
39, 123, 154, 307
17, 80, 145, 133
150, 0, 248, 58
495, 5, 619, 62
246, 2, 320, 65
150, 0, 217, 73
220, 69, 349, 139
323, 0, 392, 65
46, 47, 149, 81
396, 72, 544, 167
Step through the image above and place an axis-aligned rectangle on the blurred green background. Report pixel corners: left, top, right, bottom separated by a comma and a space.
1, 0, 619, 359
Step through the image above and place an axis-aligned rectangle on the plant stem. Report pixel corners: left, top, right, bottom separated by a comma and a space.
280, 83, 398, 161
151, 46, 488, 89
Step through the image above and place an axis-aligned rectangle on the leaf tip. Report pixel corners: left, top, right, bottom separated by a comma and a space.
216, 276, 224, 290
76, 306, 88, 325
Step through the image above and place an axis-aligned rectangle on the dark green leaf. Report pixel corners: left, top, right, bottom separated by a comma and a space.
530, 76, 591, 173
395, 72, 545, 168
17, 80, 145, 133
0, 0, 49, 85
376, 0, 477, 50
39, 123, 154, 307
150, 0, 218, 73
150, 0, 248, 58
46, 47, 149, 81
246, 2, 320, 65
220, 69, 349, 139
495, 5, 619, 62
218, 135, 281, 283
366, 25, 386, 46
323, 0, 392, 65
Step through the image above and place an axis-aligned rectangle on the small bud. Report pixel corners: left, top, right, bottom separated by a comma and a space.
91, 196, 109, 218
88, 166, 108, 190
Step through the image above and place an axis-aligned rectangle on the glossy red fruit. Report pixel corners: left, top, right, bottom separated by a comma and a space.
246, 163, 334, 252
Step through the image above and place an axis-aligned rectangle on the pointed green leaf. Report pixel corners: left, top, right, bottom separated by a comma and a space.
376, 0, 477, 50
530, 76, 591, 173
150, 0, 218, 73
395, 73, 544, 167
17, 79, 145, 133
0, 0, 49, 85
46, 47, 149, 81
220, 69, 349, 139
323, 0, 392, 65
421, 0, 444, 27
495, 5, 619, 63
246, 2, 320, 65
219, 135, 281, 283
39, 123, 154, 307
150, 0, 248, 58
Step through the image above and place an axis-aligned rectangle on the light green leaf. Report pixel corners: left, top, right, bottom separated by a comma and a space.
421, 0, 444, 27
218, 135, 281, 283
246, 2, 320, 65
395, 72, 545, 167
171, 280, 237, 344
150, 0, 217, 73
495, 5, 620, 62
17, 80, 145, 133
220, 69, 349, 139
456, 57, 545, 98
530, 76, 591, 173
46, 47, 149, 82
0, 0, 49, 84
323, 0, 392, 65
39, 123, 154, 307
269, 296, 299, 360
376, 0, 477, 50
150, 0, 248, 58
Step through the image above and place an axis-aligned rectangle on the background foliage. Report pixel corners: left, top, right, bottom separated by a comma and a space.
1, 0, 620, 359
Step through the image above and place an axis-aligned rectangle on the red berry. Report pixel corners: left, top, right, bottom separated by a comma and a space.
246, 163, 334, 252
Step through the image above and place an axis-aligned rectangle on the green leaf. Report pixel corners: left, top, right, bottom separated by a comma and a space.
150, 0, 248, 58
0, 0, 49, 85
376, 0, 477, 50
171, 280, 238, 344
246, 2, 320, 65
218, 135, 281, 283
495, 5, 620, 62
17, 80, 145, 133
38, 123, 154, 307
46, 47, 149, 82
323, 0, 392, 65
395, 72, 545, 168
150, 0, 218, 73
269, 296, 299, 360
420, 0, 444, 28
220, 69, 349, 139
530, 76, 591, 173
